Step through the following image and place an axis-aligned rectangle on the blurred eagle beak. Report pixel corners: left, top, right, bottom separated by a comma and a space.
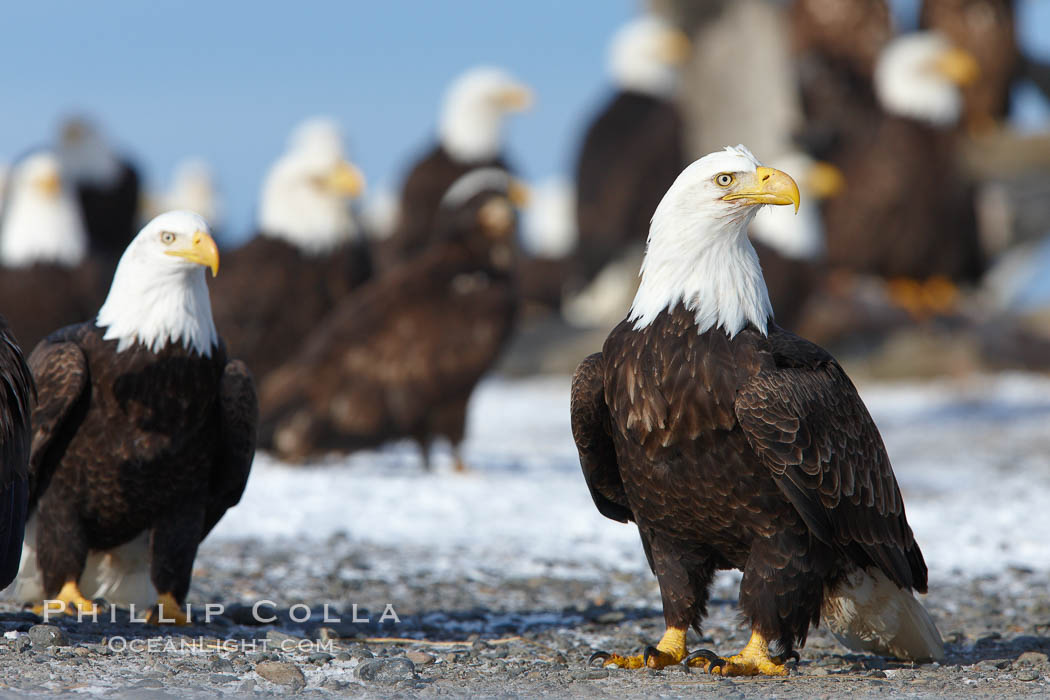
166, 230, 220, 277
807, 161, 845, 200
722, 167, 801, 213
932, 47, 980, 86
508, 179, 531, 208
498, 84, 534, 111
660, 29, 692, 65
36, 172, 62, 197
324, 161, 365, 198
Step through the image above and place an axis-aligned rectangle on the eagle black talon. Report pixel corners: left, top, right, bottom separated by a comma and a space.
683, 648, 726, 674
588, 651, 612, 667
642, 645, 661, 667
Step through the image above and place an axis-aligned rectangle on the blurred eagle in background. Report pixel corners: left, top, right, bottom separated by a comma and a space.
260, 169, 525, 471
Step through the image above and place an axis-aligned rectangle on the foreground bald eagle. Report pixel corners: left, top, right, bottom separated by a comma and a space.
379, 67, 531, 268
0, 152, 107, 352
260, 169, 521, 470
10, 211, 257, 622
572, 16, 688, 291
208, 120, 368, 380
573, 146, 941, 675
57, 117, 141, 261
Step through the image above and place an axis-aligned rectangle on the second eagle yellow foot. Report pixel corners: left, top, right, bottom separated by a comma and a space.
683, 630, 795, 677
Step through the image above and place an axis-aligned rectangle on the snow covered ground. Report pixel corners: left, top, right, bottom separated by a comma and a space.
213, 372, 1050, 583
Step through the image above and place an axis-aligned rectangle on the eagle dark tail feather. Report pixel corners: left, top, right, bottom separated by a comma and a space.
0, 478, 28, 589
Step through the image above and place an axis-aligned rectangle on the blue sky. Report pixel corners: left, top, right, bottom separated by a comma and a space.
1, 0, 1047, 244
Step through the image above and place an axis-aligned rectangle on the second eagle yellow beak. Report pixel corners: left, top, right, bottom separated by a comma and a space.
722, 166, 801, 213
166, 230, 220, 277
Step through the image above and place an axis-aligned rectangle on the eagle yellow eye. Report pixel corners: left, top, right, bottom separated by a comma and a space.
160, 231, 176, 245
716, 173, 734, 187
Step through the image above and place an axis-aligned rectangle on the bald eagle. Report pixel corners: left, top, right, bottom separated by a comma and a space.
378, 67, 531, 269
0, 152, 107, 352
789, 0, 893, 160
259, 168, 521, 470
573, 146, 942, 676
822, 31, 983, 304
572, 16, 688, 291
10, 211, 257, 623
208, 119, 369, 380
0, 317, 33, 591
57, 117, 141, 261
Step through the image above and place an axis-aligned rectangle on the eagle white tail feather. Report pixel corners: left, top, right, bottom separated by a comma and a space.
4, 515, 157, 610
823, 567, 944, 662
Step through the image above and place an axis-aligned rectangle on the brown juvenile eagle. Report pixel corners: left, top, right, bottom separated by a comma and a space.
572, 146, 942, 676
11, 211, 257, 624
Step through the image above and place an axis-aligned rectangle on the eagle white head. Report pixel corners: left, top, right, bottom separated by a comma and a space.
608, 16, 691, 97
58, 116, 123, 186
0, 151, 88, 268
874, 32, 979, 126
630, 145, 800, 337
257, 118, 365, 255
97, 210, 220, 355
153, 158, 222, 229
438, 67, 533, 162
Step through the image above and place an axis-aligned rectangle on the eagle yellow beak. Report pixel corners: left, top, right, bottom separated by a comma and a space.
508, 178, 530, 208
659, 29, 692, 65
323, 161, 365, 198
36, 172, 62, 197
807, 161, 845, 200
932, 47, 980, 86
722, 166, 801, 213
497, 84, 534, 112
166, 230, 220, 277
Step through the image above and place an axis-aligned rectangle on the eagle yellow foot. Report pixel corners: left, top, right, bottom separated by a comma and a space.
32, 581, 101, 618
683, 631, 795, 677
146, 593, 191, 626
887, 276, 959, 319
589, 627, 686, 670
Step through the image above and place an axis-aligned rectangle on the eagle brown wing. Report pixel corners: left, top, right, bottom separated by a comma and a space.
0, 324, 33, 585
570, 353, 632, 524
734, 330, 927, 592
202, 359, 257, 539
26, 341, 89, 510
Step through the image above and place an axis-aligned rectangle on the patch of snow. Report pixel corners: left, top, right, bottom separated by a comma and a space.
212, 373, 1050, 581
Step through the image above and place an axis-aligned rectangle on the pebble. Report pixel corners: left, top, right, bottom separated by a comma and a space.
1016, 669, 1041, 682
406, 650, 436, 665
307, 652, 333, 664
1017, 651, 1049, 667
255, 660, 306, 690
357, 657, 416, 683
28, 625, 67, 648
209, 657, 235, 673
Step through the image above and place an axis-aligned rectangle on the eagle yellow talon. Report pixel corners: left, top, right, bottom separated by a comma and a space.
147, 592, 191, 626
591, 626, 687, 670
698, 631, 792, 677
34, 581, 101, 618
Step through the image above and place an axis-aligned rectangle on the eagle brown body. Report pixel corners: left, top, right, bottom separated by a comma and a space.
574, 91, 684, 289
260, 185, 518, 467
0, 262, 107, 354
378, 146, 509, 269
75, 161, 141, 261
573, 306, 929, 657
0, 318, 34, 588
208, 235, 372, 380
790, 0, 892, 159
26, 323, 256, 605
822, 116, 982, 282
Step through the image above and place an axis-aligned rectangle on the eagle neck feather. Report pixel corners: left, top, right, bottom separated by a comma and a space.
629, 205, 772, 338
97, 262, 217, 356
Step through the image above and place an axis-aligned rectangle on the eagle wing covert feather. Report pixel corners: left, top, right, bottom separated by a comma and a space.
0, 326, 33, 585
734, 332, 926, 592
26, 341, 89, 509
570, 353, 632, 524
